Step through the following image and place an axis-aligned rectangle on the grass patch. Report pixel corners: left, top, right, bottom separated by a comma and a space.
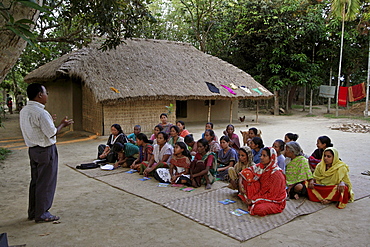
324, 114, 370, 122
0, 148, 11, 161
292, 105, 321, 110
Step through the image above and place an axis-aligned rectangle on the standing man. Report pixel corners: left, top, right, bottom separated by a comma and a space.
20, 83, 73, 223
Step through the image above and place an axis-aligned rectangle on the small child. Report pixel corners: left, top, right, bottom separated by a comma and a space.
273, 139, 286, 173
170, 142, 192, 184
154, 142, 191, 184
127, 125, 141, 144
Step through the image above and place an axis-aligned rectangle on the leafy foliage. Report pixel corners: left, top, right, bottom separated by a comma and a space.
0, 148, 11, 160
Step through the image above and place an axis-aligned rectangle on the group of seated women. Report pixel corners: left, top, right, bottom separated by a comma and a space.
96, 114, 354, 217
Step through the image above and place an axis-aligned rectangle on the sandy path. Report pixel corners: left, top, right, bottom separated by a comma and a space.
0, 107, 369, 246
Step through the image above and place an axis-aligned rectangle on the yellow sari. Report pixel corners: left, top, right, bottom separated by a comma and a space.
313, 147, 354, 203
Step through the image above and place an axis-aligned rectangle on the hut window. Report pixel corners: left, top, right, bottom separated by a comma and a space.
204, 100, 215, 106
176, 100, 187, 118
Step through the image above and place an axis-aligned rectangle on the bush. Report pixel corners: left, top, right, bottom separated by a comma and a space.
0, 148, 11, 161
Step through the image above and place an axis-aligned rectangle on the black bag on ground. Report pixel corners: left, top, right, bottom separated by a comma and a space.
76, 163, 100, 169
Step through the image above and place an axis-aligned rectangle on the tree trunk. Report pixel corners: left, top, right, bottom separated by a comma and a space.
0, 0, 42, 83
309, 89, 313, 114
302, 86, 306, 112
274, 90, 279, 115
287, 85, 298, 110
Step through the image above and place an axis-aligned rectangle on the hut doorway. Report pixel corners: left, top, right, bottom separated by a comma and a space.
176, 100, 187, 118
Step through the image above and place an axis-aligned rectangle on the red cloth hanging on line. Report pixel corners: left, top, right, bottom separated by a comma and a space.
338, 86, 348, 107
348, 82, 366, 102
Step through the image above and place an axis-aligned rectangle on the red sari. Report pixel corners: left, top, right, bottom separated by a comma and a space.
239, 148, 286, 216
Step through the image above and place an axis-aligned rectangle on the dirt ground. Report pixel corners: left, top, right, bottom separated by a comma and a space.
0, 106, 370, 247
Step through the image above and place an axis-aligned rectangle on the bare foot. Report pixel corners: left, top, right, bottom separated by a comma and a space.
191, 179, 199, 188
294, 194, 300, 200
205, 183, 211, 190
321, 199, 331, 205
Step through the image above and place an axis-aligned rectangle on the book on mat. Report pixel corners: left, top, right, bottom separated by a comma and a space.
158, 183, 170, 187
230, 209, 249, 216
125, 169, 137, 174
180, 187, 195, 192
218, 199, 236, 205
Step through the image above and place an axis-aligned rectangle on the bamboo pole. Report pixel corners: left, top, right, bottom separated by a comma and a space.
365, 37, 370, 117
256, 100, 259, 123
207, 100, 211, 122
229, 101, 233, 123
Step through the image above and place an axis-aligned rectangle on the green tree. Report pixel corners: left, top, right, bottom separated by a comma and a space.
0, 0, 151, 83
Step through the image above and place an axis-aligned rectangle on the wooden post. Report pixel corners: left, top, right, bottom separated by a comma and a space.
256, 100, 259, 123
207, 100, 211, 122
229, 101, 233, 123
274, 90, 279, 115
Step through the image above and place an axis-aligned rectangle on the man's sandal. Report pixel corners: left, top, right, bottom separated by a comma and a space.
35, 215, 60, 223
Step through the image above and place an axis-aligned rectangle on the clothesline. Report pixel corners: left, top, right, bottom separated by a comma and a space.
205, 81, 266, 96
319, 83, 366, 107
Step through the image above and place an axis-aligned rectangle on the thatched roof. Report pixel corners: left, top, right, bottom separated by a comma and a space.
24, 38, 273, 103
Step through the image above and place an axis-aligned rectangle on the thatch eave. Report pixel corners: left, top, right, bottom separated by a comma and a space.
101, 94, 273, 105
24, 38, 274, 102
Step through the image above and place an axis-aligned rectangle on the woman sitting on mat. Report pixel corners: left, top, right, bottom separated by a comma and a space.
184, 134, 198, 157
272, 139, 286, 173
227, 146, 254, 190
201, 122, 217, 141
158, 113, 173, 135
250, 137, 264, 164
97, 124, 128, 163
204, 129, 221, 154
111, 142, 139, 168
217, 136, 238, 181
224, 124, 240, 150
284, 141, 313, 200
176, 120, 191, 138
130, 133, 153, 172
150, 125, 163, 144
307, 147, 354, 209
168, 125, 184, 147
238, 147, 286, 216
308, 135, 333, 172
247, 127, 262, 147
189, 138, 217, 190
284, 132, 299, 143
140, 132, 173, 177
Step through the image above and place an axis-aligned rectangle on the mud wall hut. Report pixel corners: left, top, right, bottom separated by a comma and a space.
24, 38, 273, 135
